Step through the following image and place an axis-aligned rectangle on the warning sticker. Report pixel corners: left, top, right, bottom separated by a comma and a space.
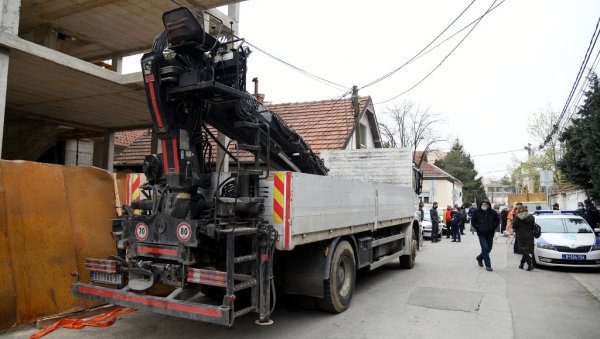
135, 222, 149, 241
177, 222, 192, 242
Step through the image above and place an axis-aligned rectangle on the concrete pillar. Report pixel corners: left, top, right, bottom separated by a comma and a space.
216, 133, 229, 172
150, 130, 158, 154
111, 56, 123, 73
213, 4, 240, 174
93, 132, 115, 172
0, 0, 21, 159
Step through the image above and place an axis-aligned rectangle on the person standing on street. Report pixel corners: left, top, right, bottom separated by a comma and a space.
451, 211, 461, 242
552, 203, 560, 210
512, 202, 523, 254
512, 205, 535, 271
584, 199, 599, 229
468, 203, 477, 235
430, 202, 441, 243
500, 208, 508, 234
445, 205, 452, 238
419, 201, 425, 222
459, 208, 467, 235
472, 199, 499, 271
576, 202, 586, 217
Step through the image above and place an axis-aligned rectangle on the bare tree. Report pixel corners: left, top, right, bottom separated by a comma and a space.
378, 100, 446, 166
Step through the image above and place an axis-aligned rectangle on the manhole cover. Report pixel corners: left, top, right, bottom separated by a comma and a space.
407, 287, 483, 312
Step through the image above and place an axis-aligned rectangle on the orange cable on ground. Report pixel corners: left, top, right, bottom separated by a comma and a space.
30, 307, 136, 339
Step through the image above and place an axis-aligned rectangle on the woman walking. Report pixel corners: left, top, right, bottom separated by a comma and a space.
512, 205, 535, 271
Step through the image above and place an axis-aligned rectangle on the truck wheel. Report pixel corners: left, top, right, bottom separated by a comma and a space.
318, 240, 355, 313
400, 239, 416, 269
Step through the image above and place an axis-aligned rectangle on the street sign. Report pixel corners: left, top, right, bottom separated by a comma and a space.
540, 170, 553, 188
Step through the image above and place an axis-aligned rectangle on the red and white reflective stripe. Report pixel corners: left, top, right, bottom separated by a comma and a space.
76, 285, 223, 317
137, 245, 177, 257
85, 258, 118, 273
187, 268, 227, 287
273, 172, 292, 250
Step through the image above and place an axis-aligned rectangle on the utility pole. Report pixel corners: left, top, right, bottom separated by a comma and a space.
352, 85, 361, 149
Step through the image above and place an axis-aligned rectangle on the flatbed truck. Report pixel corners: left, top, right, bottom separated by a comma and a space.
72, 6, 423, 326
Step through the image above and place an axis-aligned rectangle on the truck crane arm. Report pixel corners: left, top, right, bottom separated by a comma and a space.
140, 7, 327, 186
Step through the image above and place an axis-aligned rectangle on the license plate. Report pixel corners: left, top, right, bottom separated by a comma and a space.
91, 271, 122, 285
562, 254, 586, 260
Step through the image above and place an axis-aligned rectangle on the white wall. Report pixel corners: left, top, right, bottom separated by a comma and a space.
345, 113, 375, 150
421, 179, 463, 208
65, 139, 94, 166
551, 189, 588, 210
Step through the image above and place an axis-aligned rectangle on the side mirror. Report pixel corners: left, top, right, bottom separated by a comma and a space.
594, 228, 600, 235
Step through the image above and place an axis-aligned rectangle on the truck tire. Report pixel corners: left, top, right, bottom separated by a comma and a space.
400, 239, 417, 269
318, 240, 355, 313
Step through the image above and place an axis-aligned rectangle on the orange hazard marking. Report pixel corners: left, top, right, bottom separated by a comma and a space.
273, 173, 285, 224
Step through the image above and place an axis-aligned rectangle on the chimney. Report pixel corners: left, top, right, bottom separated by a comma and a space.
252, 77, 265, 103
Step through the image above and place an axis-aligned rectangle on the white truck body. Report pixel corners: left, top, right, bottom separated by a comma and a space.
263, 148, 419, 251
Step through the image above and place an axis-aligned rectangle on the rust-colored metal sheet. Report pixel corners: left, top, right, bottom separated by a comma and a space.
0, 161, 117, 329
508, 193, 547, 206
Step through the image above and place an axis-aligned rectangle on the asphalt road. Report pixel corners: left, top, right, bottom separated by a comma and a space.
5, 231, 600, 339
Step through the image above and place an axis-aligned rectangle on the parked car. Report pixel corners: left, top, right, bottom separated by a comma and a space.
533, 211, 600, 268
421, 212, 446, 239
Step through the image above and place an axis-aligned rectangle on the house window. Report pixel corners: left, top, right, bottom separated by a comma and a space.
423, 196, 430, 203
359, 124, 367, 149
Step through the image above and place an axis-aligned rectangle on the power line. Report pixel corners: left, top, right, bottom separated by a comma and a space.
169, 0, 350, 93
539, 17, 600, 149
358, 0, 478, 90
412, 0, 506, 64
555, 41, 600, 140
376, 0, 504, 105
245, 41, 349, 92
480, 169, 511, 174
471, 149, 525, 157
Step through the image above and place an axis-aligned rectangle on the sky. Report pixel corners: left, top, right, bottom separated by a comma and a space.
124, 0, 600, 179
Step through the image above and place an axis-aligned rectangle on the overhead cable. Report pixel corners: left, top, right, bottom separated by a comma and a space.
376, 0, 503, 105
358, 0, 478, 90
539, 17, 600, 149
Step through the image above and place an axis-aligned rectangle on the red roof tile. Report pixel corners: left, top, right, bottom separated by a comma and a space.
266, 97, 370, 153
115, 130, 148, 147
114, 130, 152, 165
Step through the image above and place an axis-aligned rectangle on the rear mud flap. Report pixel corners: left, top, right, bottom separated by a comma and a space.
72, 283, 231, 326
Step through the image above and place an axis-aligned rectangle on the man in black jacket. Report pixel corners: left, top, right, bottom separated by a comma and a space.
471, 199, 499, 271
430, 202, 441, 243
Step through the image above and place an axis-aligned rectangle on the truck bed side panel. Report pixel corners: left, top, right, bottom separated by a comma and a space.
262, 172, 415, 251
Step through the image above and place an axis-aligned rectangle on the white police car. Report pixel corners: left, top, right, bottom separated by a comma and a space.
534, 211, 600, 268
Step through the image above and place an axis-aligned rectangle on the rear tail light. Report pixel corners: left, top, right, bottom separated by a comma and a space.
187, 268, 226, 287
85, 258, 119, 273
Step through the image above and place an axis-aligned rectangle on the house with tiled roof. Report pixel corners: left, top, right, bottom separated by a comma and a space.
415, 151, 463, 208
113, 96, 381, 171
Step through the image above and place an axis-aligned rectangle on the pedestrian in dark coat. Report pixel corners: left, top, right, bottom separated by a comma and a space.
500, 208, 508, 233
430, 202, 441, 243
512, 205, 535, 271
472, 199, 499, 271
450, 211, 461, 242
584, 199, 599, 229
576, 202, 586, 217
459, 208, 467, 235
